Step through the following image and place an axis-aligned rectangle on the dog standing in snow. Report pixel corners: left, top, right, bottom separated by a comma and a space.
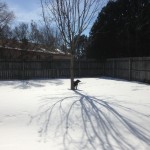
74, 80, 81, 90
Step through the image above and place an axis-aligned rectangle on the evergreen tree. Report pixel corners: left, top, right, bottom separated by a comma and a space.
74, 35, 88, 59
87, 0, 150, 59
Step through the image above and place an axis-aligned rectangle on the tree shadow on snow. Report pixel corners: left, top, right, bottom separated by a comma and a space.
32, 91, 150, 150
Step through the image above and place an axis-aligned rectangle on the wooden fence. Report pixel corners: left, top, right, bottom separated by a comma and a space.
104, 57, 150, 83
0, 60, 103, 80
0, 58, 150, 83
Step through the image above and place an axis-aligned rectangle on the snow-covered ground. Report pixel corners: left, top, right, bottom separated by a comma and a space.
0, 78, 150, 150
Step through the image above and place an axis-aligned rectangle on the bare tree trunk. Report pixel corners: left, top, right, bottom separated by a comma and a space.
70, 54, 74, 90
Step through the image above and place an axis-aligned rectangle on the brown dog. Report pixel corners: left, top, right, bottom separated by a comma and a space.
74, 80, 81, 90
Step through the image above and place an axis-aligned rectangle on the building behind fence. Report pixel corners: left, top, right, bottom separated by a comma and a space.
0, 57, 150, 83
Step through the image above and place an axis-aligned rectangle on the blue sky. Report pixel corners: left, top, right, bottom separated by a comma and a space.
4, 0, 42, 23
4, 0, 109, 34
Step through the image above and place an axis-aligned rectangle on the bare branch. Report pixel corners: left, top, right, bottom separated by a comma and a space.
41, 0, 103, 50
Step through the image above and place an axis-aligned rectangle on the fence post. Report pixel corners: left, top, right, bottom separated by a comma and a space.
113, 59, 115, 77
103, 61, 106, 76
22, 61, 24, 79
78, 60, 81, 77
129, 58, 132, 81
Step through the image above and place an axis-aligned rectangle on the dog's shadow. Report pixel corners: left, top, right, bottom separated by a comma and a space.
31, 90, 150, 150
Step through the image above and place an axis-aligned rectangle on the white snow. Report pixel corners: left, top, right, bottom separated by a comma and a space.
0, 78, 150, 150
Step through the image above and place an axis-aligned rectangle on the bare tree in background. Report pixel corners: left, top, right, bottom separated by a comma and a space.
0, 1, 15, 33
41, 0, 103, 90
0, 0, 15, 47
13, 23, 29, 49
38, 25, 62, 52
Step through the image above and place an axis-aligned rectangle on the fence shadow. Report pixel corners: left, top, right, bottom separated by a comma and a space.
32, 91, 150, 150
14, 79, 64, 89
0, 79, 64, 89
